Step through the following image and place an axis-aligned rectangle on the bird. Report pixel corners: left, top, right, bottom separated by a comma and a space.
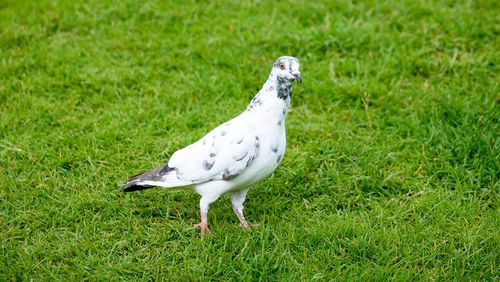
120, 56, 302, 240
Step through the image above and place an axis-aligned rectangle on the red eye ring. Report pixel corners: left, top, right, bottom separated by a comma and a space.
279, 63, 285, 70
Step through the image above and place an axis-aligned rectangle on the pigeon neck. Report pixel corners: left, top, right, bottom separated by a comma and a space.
261, 73, 293, 99
276, 76, 293, 100
246, 74, 292, 112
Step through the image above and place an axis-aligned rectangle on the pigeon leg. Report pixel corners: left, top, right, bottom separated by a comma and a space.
193, 210, 210, 240
194, 195, 219, 240
231, 189, 251, 230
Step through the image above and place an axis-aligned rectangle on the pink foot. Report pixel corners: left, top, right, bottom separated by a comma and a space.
239, 221, 250, 231
193, 222, 211, 240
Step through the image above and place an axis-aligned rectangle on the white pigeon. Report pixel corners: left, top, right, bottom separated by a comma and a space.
121, 56, 302, 239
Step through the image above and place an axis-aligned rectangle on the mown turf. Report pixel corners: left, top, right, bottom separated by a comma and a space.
1, 0, 499, 280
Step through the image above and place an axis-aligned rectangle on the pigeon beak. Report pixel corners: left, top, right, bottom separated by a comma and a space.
293, 72, 302, 84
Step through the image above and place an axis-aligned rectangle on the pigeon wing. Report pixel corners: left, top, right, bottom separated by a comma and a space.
167, 121, 260, 183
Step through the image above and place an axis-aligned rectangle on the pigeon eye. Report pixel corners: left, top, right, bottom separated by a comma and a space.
279, 63, 285, 70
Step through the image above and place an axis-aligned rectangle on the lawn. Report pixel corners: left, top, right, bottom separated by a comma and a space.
0, 0, 498, 280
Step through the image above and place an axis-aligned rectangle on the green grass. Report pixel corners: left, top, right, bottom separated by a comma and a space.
1, 0, 499, 280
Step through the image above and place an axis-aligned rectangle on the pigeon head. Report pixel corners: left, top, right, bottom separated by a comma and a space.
272, 56, 302, 84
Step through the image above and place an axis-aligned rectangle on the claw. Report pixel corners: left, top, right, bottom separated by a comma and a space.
239, 222, 260, 231
239, 222, 251, 231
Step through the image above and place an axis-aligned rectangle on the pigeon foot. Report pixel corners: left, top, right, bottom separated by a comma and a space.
193, 222, 211, 240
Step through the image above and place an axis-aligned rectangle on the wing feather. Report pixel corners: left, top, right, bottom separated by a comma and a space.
167, 120, 259, 183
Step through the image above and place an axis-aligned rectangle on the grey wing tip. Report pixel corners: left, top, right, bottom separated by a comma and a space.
119, 164, 174, 192
127, 164, 174, 183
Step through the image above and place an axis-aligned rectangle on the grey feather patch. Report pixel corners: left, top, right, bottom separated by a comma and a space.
247, 96, 263, 110
209, 153, 216, 158
159, 165, 175, 175
277, 154, 283, 163
223, 170, 239, 180
203, 159, 214, 170
271, 144, 278, 153
277, 76, 293, 100
236, 137, 244, 144
234, 151, 248, 161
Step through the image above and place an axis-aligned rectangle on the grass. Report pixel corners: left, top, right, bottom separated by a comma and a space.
0, 0, 498, 280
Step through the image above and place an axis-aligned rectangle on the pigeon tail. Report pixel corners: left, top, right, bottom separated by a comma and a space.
123, 184, 155, 192
120, 164, 195, 191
